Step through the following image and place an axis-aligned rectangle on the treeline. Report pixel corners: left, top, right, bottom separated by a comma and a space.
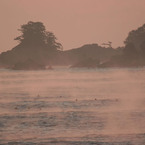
100, 24, 145, 67
0, 21, 145, 70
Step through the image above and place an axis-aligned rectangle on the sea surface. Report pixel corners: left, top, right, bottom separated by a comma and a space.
0, 67, 145, 145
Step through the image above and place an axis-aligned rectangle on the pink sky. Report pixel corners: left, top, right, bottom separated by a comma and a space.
0, 0, 145, 52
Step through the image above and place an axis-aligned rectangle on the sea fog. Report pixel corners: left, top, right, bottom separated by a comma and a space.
0, 67, 145, 144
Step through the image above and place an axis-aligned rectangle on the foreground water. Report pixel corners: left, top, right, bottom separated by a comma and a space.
0, 67, 145, 145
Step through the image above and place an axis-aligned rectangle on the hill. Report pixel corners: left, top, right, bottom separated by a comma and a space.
0, 21, 122, 69
53, 44, 121, 66
0, 43, 121, 69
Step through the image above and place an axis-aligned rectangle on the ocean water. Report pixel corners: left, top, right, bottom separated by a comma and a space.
0, 67, 145, 145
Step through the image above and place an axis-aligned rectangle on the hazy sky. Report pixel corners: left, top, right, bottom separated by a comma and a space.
0, 0, 145, 52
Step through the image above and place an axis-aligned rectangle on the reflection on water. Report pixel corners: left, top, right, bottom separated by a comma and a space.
0, 67, 145, 144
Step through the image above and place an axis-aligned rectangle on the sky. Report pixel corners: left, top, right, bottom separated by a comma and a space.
0, 0, 145, 53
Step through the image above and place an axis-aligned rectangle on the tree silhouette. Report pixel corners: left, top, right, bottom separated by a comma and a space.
124, 24, 145, 50
140, 40, 145, 55
15, 21, 62, 50
101, 41, 112, 48
45, 31, 63, 51
123, 43, 137, 58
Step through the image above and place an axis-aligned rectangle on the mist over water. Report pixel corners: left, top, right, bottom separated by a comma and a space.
0, 67, 145, 144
